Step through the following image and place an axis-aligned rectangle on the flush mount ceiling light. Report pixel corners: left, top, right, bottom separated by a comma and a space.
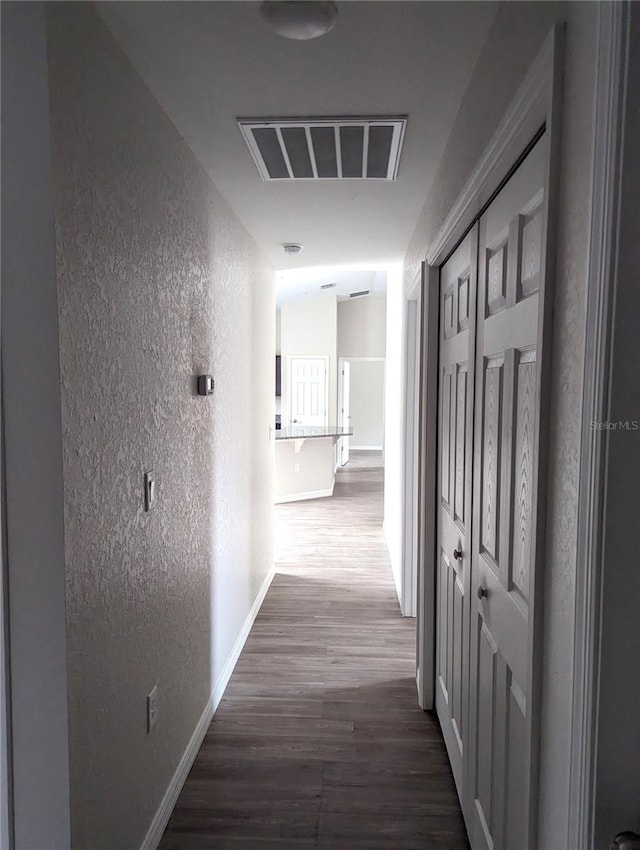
283, 243, 303, 255
260, 1, 338, 41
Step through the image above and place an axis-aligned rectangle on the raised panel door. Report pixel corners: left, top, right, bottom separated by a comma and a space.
436, 226, 478, 798
467, 134, 548, 850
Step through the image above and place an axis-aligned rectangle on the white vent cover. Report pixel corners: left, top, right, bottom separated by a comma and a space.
349, 289, 370, 299
239, 117, 407, 181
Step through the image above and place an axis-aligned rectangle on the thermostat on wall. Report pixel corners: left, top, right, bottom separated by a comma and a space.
197, 374, 214, 396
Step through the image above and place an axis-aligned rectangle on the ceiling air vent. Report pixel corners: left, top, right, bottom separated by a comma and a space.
320, 282, 337, 290
349, 290, 370, 299
238, 117, 407, 182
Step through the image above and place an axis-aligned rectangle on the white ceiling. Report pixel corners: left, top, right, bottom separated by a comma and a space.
97, 1, 498, 270
276, 267, 386, 307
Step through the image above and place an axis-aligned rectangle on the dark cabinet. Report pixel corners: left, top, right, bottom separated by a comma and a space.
275, 355, 281, 397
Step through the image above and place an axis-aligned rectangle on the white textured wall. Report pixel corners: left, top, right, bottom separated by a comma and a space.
383, 266, 406, 604
337, 295, 386, 358
280, 296, 337, 426
46, 5, 274, 849
403, 3, 599, 845
349, 360, 385, 449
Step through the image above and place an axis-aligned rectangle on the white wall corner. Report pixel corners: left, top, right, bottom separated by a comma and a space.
383, 264, 407, 614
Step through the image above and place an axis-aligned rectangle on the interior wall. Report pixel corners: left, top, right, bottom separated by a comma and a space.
46, 6, 274, 849
349, 360, 385, 449
275, 307, 281, 355
1, 3, 72, 847
280, 296, 337, 427
275, 439, 335, 503
383, 266, 406, 604
403, 2, 599, 846
337, 295, 386, 358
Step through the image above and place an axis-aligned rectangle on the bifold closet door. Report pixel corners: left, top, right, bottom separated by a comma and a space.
435, 226, 478, 798
467, 135, 548, 850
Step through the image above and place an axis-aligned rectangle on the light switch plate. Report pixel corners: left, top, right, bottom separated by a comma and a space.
147, 684, 158, 732
144, 471, 156, 512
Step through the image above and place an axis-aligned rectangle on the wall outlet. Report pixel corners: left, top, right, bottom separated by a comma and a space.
147, 684, 158, 732
294, 462, 300, 473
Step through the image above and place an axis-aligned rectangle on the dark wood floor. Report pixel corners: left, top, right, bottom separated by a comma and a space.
160, 451, 469, 849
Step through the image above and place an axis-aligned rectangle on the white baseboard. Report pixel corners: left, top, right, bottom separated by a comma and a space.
275, 486, 334, 504
139, 696, 214, 850
383, 518, 403, 608
211, 566, 275, 709
350, 445, 383, 451
140, 565, 275, 850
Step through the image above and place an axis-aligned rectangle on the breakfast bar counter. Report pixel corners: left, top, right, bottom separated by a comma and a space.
274, 425, 352, 503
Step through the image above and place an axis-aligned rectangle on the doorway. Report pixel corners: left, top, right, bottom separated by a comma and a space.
402, 284, 421, 618
337, 357, 385, 467
416, 28, 563, 850
434, 131, 551, 850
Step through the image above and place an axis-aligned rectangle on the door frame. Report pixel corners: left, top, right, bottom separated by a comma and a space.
337, 356, 386, 448
416, 261, 438, 708
416, 21, 564, 827
337, 358, 350, 467
401, 273, 421, 619
1, 382, 12, 850
568, 3, 637, 847
1, 5, 72, 847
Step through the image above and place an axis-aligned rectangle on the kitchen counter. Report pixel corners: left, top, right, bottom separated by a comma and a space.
275, 425, 352, 441
274, 425, 352, 504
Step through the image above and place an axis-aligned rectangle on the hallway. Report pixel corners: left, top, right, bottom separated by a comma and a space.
159, 452, 468, 849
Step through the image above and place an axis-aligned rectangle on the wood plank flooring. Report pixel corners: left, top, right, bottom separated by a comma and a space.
160, 451, 469, 849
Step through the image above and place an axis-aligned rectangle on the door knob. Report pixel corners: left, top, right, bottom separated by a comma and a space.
453, 548, 463, 560
611, 832, 640, 850
477, 586, 488, 599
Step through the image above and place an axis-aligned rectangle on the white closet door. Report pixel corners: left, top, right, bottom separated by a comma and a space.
467, 135, 548, 850
435, 226, 478, 798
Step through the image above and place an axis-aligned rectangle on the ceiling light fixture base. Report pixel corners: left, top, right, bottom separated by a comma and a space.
260, 1, 338, 41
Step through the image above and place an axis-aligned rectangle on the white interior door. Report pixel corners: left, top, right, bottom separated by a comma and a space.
467, 135, 547, 850
339, 360, 350, 465
289, 357, 328, 426
435, 226, 478, 798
